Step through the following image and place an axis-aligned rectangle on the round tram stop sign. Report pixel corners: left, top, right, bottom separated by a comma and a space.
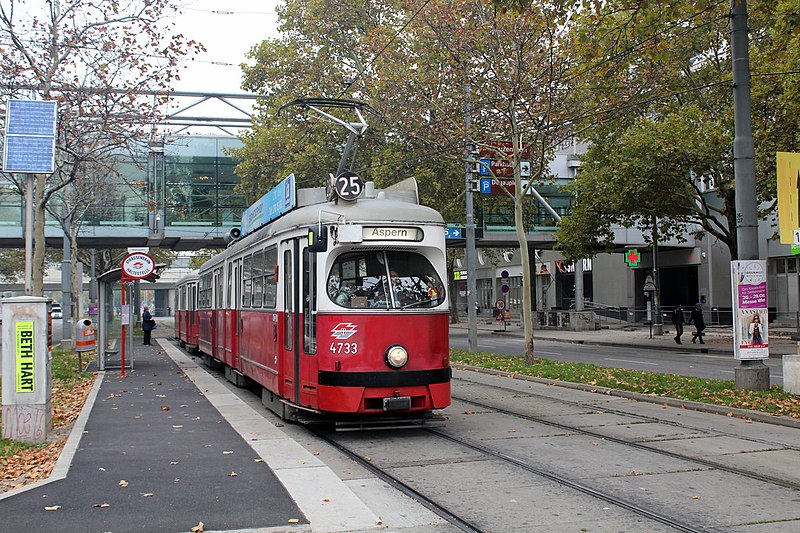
122, 252, 155, 280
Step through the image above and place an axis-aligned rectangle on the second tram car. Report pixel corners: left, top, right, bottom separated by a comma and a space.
176, 177, 451, 424
174, 273, 199, 352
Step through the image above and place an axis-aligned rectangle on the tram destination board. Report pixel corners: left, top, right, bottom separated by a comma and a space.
3, 99, 58, 174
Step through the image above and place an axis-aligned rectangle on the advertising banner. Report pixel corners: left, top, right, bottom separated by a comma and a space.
731, 260, 769, 360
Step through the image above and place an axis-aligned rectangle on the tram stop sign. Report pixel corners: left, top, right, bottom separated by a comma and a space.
642, 274, 657, 295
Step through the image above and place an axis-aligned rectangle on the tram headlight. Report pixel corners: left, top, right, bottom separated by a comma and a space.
385, 345, 408, 368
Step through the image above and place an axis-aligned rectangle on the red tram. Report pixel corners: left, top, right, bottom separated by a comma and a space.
174, 176, 451, 425
174, 273, 199, 352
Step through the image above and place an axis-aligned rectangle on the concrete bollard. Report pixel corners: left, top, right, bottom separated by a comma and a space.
783, 355, 800, 395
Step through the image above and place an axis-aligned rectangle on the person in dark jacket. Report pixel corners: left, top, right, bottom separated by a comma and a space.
689, 303, 705, 344
671, 304, 685, 344
142, 306, 155, 345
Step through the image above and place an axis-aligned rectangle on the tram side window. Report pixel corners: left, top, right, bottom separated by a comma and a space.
199, 274, 212, 309
327, 251, 446, 309
252, 250, 264, 308
303, 246, 317, 354
263, 246, 278, 308
215, 268, 223, 308
242, 254, 253, 308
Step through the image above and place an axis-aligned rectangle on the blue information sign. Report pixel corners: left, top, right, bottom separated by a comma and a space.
240, 173, 296, 237
3, 99, 57, 174
445, 226, 463, 239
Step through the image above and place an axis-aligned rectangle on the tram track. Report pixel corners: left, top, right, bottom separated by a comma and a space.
451, 393, 800, 492
314, 424, 704, 533
454, 373, 800, 453
308, 426, 487, 533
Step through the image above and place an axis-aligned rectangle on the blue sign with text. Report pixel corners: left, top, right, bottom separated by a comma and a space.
445, 226, 463, 239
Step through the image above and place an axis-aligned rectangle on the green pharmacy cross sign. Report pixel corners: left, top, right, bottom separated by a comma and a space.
625, 249, 641, 267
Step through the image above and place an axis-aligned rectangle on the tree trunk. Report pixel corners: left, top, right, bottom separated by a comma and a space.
32, 173, 46, 297
70, 223, 81, 319
510, 124, 535, 364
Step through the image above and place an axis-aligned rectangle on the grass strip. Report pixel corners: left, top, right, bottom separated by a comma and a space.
1, 348, 94, 457
451, 349, 800, 419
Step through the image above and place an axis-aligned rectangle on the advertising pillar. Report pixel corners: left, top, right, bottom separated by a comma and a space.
731, 260, 770, 390
1, 297, 52, 443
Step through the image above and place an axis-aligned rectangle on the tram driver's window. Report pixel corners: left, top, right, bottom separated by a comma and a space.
328, 251, 445, 309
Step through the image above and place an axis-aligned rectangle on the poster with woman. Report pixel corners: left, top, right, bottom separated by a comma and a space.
731, 260, 769, 359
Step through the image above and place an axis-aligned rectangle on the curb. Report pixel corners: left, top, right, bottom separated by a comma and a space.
453, 363, 800, 430
0, 371, 105, 501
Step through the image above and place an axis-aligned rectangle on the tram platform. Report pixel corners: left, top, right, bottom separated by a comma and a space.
0, 332, 412, 533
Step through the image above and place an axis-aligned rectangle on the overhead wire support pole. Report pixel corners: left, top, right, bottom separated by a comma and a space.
730, 0, 769, 389
464, 84, 478, 353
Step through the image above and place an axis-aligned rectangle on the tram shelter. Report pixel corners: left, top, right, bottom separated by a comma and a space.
96, 265, 163, 371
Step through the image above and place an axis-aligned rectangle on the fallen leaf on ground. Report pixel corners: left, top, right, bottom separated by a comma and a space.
93, 503, 110, 508
227, 471, 238, 477
191, 522, 205, 532
44, 505, 61, 511
118, 480, 128, 487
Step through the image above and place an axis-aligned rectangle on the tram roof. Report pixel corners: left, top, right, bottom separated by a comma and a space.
199, 183, 445, 273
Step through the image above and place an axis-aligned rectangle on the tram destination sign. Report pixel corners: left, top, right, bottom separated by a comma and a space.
362, 226, 422, 241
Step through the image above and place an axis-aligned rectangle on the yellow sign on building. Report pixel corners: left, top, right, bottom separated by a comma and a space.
16, 321, 35, 393
777, 152, 800, 244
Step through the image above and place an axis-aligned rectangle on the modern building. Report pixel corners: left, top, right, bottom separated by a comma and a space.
1, 132, 796, 326
0, 135, 248, 250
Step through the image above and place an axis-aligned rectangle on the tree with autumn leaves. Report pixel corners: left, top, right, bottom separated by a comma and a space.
552, 0, 800, 261
236, 0, 800, 361
236, 0, 576, 362
0, 0, 202, 297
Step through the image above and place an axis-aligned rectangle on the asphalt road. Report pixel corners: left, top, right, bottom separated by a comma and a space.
449, 330, 785, 384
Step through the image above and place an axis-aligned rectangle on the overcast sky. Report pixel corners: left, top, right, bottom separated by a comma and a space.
172, 1, 281, 93
163, 1, 282, 132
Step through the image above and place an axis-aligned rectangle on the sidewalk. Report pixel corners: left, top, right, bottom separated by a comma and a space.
451, 317, 800, 358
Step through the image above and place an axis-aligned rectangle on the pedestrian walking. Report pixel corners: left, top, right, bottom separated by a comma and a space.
671, 303, 685, 344
689, 303, 706, 344
142, 306, 156, 345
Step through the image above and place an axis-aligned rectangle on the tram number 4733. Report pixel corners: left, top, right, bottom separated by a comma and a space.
330, 342, 358, 354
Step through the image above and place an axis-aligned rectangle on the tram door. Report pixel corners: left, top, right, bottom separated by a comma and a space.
280, 237, 319, 408
280, 240, 299, 402
213, 268, 224, 358
225, 259, 240, 367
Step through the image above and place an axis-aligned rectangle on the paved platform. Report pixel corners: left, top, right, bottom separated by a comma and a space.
0, 338, 394, 533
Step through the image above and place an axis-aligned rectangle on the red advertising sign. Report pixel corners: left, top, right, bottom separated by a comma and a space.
478, 141, 531, 160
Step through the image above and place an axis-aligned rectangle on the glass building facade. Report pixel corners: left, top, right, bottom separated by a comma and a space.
162, 136, 246, 228
0, 135, 248, 231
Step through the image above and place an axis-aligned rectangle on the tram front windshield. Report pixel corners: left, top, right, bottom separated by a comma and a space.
327, 251, 445, 309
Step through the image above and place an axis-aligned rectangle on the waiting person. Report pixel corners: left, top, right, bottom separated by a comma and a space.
671, 303, 685, 344
142, 306, 155, 346
689, 303, 706, 344
748, 314, 763, 345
